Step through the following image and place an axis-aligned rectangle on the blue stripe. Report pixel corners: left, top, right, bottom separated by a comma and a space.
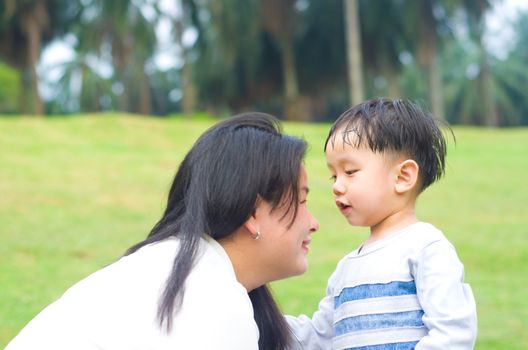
345, 341, 419, 350
335, 281, 417, 308
334, 310, 425, 337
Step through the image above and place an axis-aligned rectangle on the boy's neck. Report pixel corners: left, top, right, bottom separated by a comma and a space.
368, 209, 418, 244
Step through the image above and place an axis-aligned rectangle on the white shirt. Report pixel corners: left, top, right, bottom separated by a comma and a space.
287, 222, 477, 350
6, 236, 259, 350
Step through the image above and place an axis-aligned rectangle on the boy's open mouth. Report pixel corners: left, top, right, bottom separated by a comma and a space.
336, 201, 350, 209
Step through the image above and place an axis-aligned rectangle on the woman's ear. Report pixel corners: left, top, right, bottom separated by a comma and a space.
242, 199, 261, 238
243, 215, 258, 236
394, 159, 419, 194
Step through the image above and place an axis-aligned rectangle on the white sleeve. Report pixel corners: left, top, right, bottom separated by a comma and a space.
415, 240, 477, 350
285, 274, 335, 350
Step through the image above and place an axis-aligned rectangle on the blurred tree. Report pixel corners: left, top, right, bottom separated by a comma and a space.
358, 0, 413, 100
185, 0, 349, 120
462, 0, 498, 126
295, 0, 348, 119
442, 36, 486, 124
260, 0, 305, 119
0, 0, 76, 115
3, 0, 521, 126
414, 0, 446, 120
499, 10, 528, 125
50, 51, 115, 113
344, 0, 364, 105
148, 67, 181, 115
443, 7, 528, 126
0, 60, 20, 113
82, 0, 157, 114
185, 0, 271, 114
174, 0, 196, 115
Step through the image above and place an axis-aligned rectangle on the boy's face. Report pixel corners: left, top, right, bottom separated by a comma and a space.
325, 130, 401, 231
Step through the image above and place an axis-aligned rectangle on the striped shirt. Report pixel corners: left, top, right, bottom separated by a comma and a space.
287, 222, 477, 350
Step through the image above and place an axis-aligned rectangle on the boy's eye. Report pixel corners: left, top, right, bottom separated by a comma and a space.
345, 170, 357, 176
329, 175, 337, 182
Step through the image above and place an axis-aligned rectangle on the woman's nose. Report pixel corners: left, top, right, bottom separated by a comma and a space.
310, 215, 319, 233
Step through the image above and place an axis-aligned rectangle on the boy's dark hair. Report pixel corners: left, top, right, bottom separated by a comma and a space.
325, 98, 449, 192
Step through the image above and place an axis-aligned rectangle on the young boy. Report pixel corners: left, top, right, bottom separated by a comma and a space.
287, 98, 477, 349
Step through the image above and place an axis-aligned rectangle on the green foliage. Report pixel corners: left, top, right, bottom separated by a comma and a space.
3, 0, 528, 125
0, 117, 526, 349
0, 61, 19, 113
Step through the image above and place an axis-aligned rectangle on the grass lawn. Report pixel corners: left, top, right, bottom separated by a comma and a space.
0, 115, 526, 349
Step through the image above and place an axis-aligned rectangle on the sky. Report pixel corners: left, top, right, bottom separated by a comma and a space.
38, 0, 528, 101
485, 0, 528, 59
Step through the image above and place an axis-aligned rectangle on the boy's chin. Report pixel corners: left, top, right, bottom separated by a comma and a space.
344, 216, 370, 228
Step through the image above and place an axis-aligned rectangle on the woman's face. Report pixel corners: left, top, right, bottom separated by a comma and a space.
254, 166, 319, 281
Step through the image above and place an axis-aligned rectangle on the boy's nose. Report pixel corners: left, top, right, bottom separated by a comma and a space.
332, 179, 345, 195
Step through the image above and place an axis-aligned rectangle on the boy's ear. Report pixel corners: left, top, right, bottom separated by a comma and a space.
394, 159, 419, 194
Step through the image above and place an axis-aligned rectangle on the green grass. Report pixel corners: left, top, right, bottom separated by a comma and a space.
0, 115, 526, 349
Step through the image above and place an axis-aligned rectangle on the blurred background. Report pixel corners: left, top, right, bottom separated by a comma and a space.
1, 0, 528, 125
1, 1, 528, 348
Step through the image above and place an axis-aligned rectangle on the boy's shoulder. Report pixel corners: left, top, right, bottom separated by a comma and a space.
339, 222, 450, 262
403, 221, 448, 246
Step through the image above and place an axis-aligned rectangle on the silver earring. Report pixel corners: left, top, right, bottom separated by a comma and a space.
253, 231, 261, 240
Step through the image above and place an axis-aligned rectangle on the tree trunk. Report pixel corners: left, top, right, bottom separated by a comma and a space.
138, 69, 151, 115
112, 39, 132, 112
380, 57, 401, 98
281, 39, 299, 102
180, 62, 196, 116
279, 32, 306, 120
260, 0, 305, 120
478, 49, 498, 126
21, 8, 45, 115
428, 53, 444, 121
344, 0, 364, 106
417, 0, 444, 120
174, 6, 196, 116
474, 0, 498, 126
19, 69, 31, 114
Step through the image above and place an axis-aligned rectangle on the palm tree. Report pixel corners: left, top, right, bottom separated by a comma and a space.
0, 0, 79, 115
174, 0, 196, 115
260, 0, 304, 119
344, 0, 364, 105
461, 0, 498, 126
0, 0, 49, 115
48, 51, 115, 113
443, 6, 528, 126
184, 0, 270, 114
415, 0, 445, 120
358, 0, 414, 100
71, 0, 158, 114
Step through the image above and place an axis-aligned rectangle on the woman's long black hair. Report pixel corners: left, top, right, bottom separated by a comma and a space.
126, 113, 307, 350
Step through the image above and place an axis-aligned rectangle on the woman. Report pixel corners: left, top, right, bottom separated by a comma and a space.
6, 113, 319, 350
